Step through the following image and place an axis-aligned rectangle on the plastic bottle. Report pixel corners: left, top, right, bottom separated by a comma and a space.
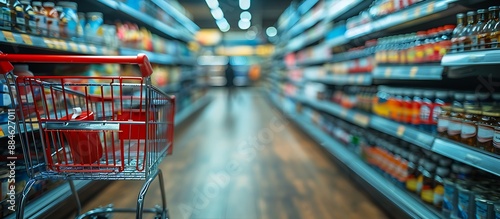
58, 1, 78, 39
459, 11, 477, 51
31, 1, 45, 35
0, 0, 10, 29
10, 0, 24, 32
471, 9, 487, 50
43, 1, 58, 37
420, 90, 435, 132
20, 0, 33, 33
411, 89, 423, 128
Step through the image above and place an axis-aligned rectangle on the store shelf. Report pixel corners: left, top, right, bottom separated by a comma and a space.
283, 112, 442, 219
324, 0, 364, 22
323, 36, 349, 49
286, 7, 325, 40
441, 50, 500, 66
150, 0, 199, 35
373, 65, 444, 80
293, 96, 370, 128
119, 48, 195, 66
296, 56, 331, 66
0, 30, 114, 55
432, 138, 500, 177
95, 0, 191, 42
345, 0, 458, 40
286, 24, 328, 53
370, 116, 435, 150
308, 73, 372, 86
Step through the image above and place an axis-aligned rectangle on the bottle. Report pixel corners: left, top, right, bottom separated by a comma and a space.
77, 12, 84, 38
402, 89, 413, 124
424, 29, 437, 62
479, 6, 498, 49
418, 160, 437, 201
471, 9, 486, 50
58, 1, 78, 39
55, 4, 63, 37
0, 0, 10, 29
491, 10, 500, 48
459, 11, 477, 51
438, 25, 455, 60
43, 2, 58, 38
477, 108, 498, 153
31, 1, 44, 35
10, 0, 24, 32
406, 152, 421, 193
452, 13, 465, 52
433, 165, 451, 209
85, 12, 104, 44
411, 89, 423, 128
420, 90, 435, 132
415, 31, 427, 63
20, 0, 33, 33
448, 93, 465, 142
433, 91, 450, 134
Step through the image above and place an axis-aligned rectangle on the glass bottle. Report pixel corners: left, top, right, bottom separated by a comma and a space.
459, 11, 477, 51
411, 89, 423, 128
32, 1, 44, 35
491, 9, 500, 48
433, 166, 451, 209
439, 25, 455, 59
448, 93, 465, 141
420, 90, 435, 132
43, 1, 58, 37
471, 9, 486, 50
479, 6, 498, 49
452, 13, 465, 52
461, 107, 481, 147
419, 160, 437, 203
20, 0, 33, 33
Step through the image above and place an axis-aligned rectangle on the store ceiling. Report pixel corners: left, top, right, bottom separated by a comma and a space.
178, 0, 293, 31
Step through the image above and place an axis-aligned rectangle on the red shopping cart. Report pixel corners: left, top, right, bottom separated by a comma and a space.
0, 54, 175, 219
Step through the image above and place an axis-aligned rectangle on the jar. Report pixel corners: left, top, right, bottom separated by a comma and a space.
434, 166, 451, 209
448, 93, 466, 142
477, 109, 499, 152
438, 105, 452, 138
461, 107, 481, 146
85, 12, 103, 44
43, 1, 58, 37
58, 1, 78, 39
419, 161, 437, 204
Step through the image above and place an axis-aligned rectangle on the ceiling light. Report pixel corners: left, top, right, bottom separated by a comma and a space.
266, 26, 277, 37
216, 18, 230, 32
239, 0, 250, 10
240, 11, 251, 21
238, 19, 251, 30
206, 0, 219, 9
211, 7, 224, 20
220, 24, 230, 32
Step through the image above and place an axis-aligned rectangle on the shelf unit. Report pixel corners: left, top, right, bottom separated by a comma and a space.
373, 65, 444, 81
266, 92, 442, 219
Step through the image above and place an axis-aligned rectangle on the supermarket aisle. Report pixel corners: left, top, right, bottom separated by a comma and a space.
76, 89, 388, 219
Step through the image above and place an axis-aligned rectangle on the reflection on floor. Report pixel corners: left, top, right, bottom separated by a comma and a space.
71, 89, 389, 219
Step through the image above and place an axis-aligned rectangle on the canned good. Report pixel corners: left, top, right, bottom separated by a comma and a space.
444, 179, 459, 218
458, 184, 484, 219
476, 195, 499, 219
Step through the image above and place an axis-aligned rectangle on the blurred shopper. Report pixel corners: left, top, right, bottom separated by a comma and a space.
225, 59, 235, 102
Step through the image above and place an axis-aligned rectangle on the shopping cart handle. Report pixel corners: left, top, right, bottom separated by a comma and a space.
0, 53, 153, 77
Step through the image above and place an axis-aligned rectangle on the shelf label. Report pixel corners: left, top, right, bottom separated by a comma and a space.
427, 2, 435, 14
410, 67, 418, 78
354, 114, 370, 126
79, 44, 88, 53
2, 31, 16, 43
43, 38, 55, 49
415, 6, 422, 17
69, 42, 78, 52
402, 11, 409, 20
59, 40, 67, 51
384, 68, 392, 77
89, 45, 97, 54
464, 154, 482, 165
397, 125, 406, 137
20, 34, 32, 45
349, 76, 356, 83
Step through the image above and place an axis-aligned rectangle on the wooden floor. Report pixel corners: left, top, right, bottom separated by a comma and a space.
70, 89, 389, 219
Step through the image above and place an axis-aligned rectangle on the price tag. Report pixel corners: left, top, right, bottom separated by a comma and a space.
464, 154, 481, 165
409, 67, 418, 78
69, 42, 78, 52
415, 6, 422, 17
357, 75, 364, 84
349, 76, 356, 84
354, 114, 370, 126
43, 38, 55, 49
384, 68, 392, 78
20, 34, 32, 45
2, 31, 16, 43
402, 11, 409, 20
427, 2, 435, 14
59, 40, 67, 50
397, 125, 406, 137
89, 45, 97, 54
54, 40, 62, 50
79, 44, 88, 53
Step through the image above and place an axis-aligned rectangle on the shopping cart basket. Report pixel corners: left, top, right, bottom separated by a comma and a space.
0, 54, 175, 219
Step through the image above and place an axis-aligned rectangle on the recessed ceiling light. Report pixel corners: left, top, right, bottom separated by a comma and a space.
211, 7, 224, 20
206, 0, 219, 9
240, 11, 251, 21
266, 26, 277, 37
238, 19, 251, 30
239, 0, 250, 10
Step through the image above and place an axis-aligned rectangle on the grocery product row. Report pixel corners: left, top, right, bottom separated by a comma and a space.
0, 0, 195, 59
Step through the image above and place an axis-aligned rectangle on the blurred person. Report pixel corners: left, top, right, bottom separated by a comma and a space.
225, 59, 236, 102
